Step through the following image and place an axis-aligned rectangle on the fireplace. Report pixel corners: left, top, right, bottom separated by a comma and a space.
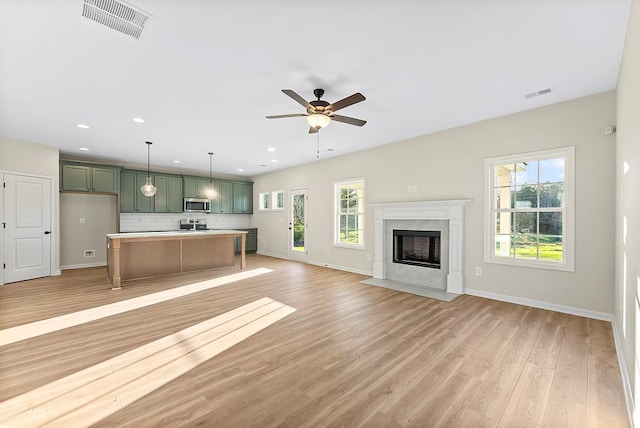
393, 230, 441, 269
372, 200, 469, 294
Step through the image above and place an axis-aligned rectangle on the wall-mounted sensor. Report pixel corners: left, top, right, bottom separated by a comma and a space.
604, 126, 617, 135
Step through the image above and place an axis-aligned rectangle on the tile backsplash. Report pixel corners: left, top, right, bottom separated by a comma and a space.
120, 213, 251, 232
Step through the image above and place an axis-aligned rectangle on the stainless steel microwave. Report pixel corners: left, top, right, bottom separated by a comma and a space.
183, 198, 211, 213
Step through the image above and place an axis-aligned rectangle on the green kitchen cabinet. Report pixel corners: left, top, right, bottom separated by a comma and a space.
233, 182, 253, 214
120, 171, 153, 213
234, 228, 257, 254
61, 163, 120, 193
183, 177, 212, 199
211, 180, 233, 213
154, 174, 183, 213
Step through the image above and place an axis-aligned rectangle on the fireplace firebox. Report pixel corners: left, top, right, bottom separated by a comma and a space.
393, 229, 441, 269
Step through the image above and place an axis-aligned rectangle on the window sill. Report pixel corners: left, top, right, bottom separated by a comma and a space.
333, 243, 366, 250
484, 256, 574, 272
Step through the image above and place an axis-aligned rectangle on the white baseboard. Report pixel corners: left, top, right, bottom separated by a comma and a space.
52, 270, 62, 276
465, 288, 613, 321
612, 320, 635, 427
256, 251, 373, 276
61, 262, 106, 270
256, 251, 289, 260
307, 260, 372, 276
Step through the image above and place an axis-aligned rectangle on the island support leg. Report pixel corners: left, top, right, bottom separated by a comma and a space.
240, 233, 246, 269
110, 238, 122, 290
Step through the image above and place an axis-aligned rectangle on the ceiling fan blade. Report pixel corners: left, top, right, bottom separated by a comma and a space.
282, 89, 313, 109
309, 126, 319, 134
266, 113, 307, 119
327, 93, 366, 113
331, 114, 367, 127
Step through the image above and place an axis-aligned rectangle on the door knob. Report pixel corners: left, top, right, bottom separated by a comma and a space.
44, 231, 51, 235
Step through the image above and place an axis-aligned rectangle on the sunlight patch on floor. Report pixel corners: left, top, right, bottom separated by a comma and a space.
0, 268, 273, 347
0, 297, 295, 427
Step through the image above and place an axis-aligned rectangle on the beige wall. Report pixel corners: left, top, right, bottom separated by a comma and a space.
0, 136, 60, 277
60, 193, 117, 268
615, 0, 640, 421
251, 91, 616, 315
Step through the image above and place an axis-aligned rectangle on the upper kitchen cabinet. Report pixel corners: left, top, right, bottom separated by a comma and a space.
61, 162, 120, 193
120, 170, 153, 213
183, 176, 212, 199
233, 182, 253, 214
211, 180, 233, 214
154, 174, 183, 213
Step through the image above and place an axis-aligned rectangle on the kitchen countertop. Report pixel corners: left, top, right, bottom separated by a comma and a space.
107, 230, 248, 239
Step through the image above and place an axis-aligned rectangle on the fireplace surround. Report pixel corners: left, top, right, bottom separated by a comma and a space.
372, 200, 469, 294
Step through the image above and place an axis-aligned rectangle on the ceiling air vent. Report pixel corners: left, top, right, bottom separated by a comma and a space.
524, 88, 552, 100
82, 0, 151, 40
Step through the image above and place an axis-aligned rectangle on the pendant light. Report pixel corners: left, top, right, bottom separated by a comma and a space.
204, 152, 218, 199
140, 141, 157, 197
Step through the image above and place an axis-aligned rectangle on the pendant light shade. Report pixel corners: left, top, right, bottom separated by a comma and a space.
141, 141, 157, 197
204, 152, 218, 199
306, 113, 331, 129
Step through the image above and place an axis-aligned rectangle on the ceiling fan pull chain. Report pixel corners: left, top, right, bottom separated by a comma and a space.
316, 132, 320, 159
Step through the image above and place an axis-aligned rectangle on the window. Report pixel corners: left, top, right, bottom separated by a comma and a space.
485, 147, 574, 271
335, 178, 365, 248
258, 192, 270, 210
272, 190, 284, 210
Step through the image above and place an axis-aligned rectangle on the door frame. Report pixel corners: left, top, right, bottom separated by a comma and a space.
288, 188, 308, 263
0, 170, 57, 286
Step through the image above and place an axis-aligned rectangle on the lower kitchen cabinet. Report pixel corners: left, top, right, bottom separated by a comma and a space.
234, 228, 257, 254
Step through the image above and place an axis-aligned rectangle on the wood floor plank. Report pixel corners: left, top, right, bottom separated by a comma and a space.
497, 362, 554, 427
542, 329, 589, 427
467, 344, 531, 421
0, 255, 629, 427
528, 322, 565, 369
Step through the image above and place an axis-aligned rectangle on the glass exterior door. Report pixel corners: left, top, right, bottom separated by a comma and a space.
289, 189, 308, 262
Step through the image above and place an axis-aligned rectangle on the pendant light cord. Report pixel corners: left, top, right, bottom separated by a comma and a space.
208, 152, 213, 185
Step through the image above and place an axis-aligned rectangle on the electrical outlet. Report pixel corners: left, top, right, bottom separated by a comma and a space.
79, 218, 85, 224
475, 267, 482, 276
84, 250, 95, 258
366, 253, 371, 261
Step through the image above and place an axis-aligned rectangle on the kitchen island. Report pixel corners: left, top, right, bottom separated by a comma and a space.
106, 230, 247, 290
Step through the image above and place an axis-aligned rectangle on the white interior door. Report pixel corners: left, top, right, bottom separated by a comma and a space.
288, 189, 308, 262
3, 173, 52, 283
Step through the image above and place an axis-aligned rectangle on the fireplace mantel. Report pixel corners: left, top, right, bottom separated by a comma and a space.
372, 200, 469, 294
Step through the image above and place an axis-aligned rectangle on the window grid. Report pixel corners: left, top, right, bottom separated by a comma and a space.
335, 179, 365, 247
485, 147, 574, 271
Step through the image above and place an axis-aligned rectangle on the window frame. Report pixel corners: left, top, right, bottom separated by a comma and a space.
334, 178, 366, 249
272, 190, 284, 210
484, 146, 575, 271
258, 192, 270, 211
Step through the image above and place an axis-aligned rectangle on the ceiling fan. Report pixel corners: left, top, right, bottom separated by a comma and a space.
266, 88, 366, 133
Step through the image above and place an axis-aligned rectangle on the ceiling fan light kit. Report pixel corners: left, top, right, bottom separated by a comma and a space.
267, 88, 367, 134
307, 113, 331, 129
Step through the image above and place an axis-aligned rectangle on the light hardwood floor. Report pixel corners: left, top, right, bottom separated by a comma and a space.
0, 255, 629, 427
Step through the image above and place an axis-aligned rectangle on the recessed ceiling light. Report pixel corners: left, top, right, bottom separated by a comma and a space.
260, 164, 267, 167
132, 117, 145, 123
237, 168, 244, 172
327, 148, 334, 152
76, 124, 90, 129
79, 147, 90, 151
172, 160, 181, 164
271, 159, 277, 163
267, 147, 275, 152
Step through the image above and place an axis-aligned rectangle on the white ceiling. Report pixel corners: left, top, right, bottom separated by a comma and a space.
0, 0, 631, 178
